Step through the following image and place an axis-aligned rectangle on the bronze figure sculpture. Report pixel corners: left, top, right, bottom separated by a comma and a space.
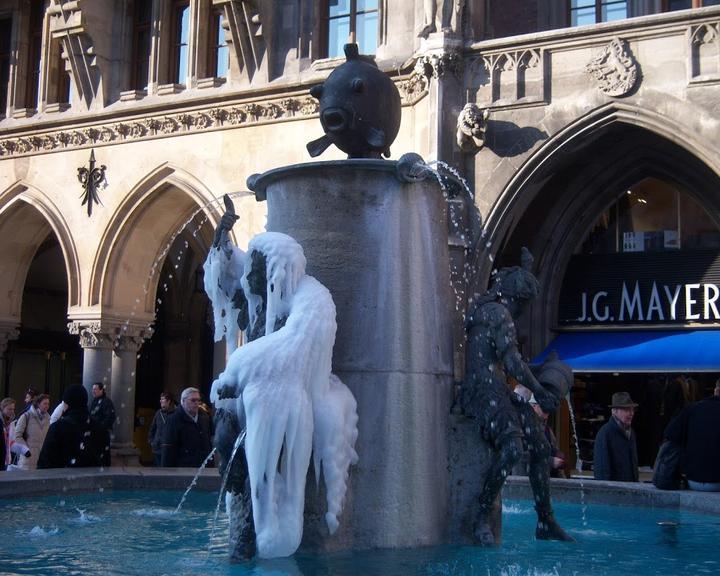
461, 248, 574, 546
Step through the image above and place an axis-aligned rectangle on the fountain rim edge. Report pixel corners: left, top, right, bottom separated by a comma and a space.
248, 158, 403, 201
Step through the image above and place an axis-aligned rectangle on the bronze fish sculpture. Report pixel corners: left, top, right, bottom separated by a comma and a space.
306, 43, 401, 159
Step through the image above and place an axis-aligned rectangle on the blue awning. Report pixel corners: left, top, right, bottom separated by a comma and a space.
532, 330, 720, 373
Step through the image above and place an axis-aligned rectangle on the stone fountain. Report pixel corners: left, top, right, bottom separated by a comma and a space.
206, 42, 571, 560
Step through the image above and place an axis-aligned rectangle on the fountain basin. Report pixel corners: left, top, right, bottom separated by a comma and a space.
1, 474, 718, 576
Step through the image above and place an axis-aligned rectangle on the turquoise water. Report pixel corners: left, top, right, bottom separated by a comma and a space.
0, 491, 718, 576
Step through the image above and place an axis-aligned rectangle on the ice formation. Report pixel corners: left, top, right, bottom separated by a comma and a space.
210, 232, 358, 558
204, 242, 245, 354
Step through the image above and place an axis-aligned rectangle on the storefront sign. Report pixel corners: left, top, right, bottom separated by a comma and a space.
558, 250, 720, 326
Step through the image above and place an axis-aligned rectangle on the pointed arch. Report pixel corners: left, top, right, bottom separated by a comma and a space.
477, 103, 720, 354
0, 181, 81, 320
90, 163, 223, 320
483, 102, 720, 261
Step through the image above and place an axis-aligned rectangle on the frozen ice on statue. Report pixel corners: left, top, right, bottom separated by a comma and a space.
205, 213, 358, 559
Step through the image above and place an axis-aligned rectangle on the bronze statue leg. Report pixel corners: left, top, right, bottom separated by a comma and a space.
519, 404, 574, 542
474, 433, 523, 546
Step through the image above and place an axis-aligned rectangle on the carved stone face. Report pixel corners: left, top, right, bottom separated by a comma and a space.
246, 250, 267, 299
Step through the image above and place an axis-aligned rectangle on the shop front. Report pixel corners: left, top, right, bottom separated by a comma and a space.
535, 176, 720, 475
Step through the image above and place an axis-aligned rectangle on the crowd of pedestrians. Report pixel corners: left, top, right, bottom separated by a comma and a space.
0, 385, 214, 472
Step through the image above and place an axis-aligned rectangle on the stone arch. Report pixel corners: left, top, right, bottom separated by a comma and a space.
90, 163, 221, 321
478, 103, 720, 354
0, 181, 81, 320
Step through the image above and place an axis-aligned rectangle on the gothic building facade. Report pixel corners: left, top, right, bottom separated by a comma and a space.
1, 0, 718, 464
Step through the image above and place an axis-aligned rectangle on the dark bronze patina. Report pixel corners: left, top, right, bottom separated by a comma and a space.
306, 43, 401, 159
461, 248, 574, 546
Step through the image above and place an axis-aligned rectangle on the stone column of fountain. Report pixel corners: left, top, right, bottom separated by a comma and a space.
246, 44, 454, 551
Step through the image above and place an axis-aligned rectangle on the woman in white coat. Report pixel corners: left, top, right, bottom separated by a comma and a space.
15, 394, 51, 470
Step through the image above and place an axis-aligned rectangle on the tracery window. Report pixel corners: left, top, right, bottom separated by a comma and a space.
324, 0, 379, 58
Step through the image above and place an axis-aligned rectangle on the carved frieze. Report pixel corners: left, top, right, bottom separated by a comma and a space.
586, 38, 639, 97
416, 51, 464, 80
0, 77, 421, 158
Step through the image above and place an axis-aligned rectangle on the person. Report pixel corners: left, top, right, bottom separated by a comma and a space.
663, 381, 720, 491
2, 398, 30, 469
161, 387, 213, 468
37, 385, 110, 469
14, 394, 51, 470
89, 382, 116, 466
16, 388, 38, 419
148, 392, 175, 466
461, 248, 573, 546
593, 391, 639, 482
529, 395, 566, 478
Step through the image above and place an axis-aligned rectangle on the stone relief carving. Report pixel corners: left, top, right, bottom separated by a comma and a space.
416, 51, 464, 80
585, 37, 639, 97
0, 80, 420, 158
456, 103, 489, 153
689, 23, 720, 82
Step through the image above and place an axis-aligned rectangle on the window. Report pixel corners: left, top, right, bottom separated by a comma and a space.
0, 17, 11, 115
570, 0, 627, 26
209, 8, 229, 78
578, 178, 720, 255
665, 0, 720, 9
172, 1, 190, 84
26, 1, 44, 109
131, 0, 152, 91
324, 0, 378, 59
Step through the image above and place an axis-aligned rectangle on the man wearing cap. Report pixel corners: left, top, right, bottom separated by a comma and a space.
593, 392, 639, 482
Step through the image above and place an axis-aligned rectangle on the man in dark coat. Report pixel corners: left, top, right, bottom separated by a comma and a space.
148, 392, 175, 466
89, 382, 116, 466
161, 387, 213, 467
664, 382, 720, 491
593, 391, 639, 482
37, 384, 110, 469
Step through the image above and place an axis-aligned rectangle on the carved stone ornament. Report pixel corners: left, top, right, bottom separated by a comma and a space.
0, 76, 419, 159
456, 103, 489, 154
415, 51, 464, 80
585, 38, 639, 97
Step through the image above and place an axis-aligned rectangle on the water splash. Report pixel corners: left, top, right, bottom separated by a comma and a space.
206, 428, 247, 558
27, 525, 60, 537
429, 160, 474, 200
74, 508, 100, 523
117, 191, 248, 350
566, 395, 588, 526
132, 508, 176, 517
175, 447, 217, 514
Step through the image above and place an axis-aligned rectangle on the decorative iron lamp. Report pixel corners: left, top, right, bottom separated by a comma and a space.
77, 149, 106, 217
